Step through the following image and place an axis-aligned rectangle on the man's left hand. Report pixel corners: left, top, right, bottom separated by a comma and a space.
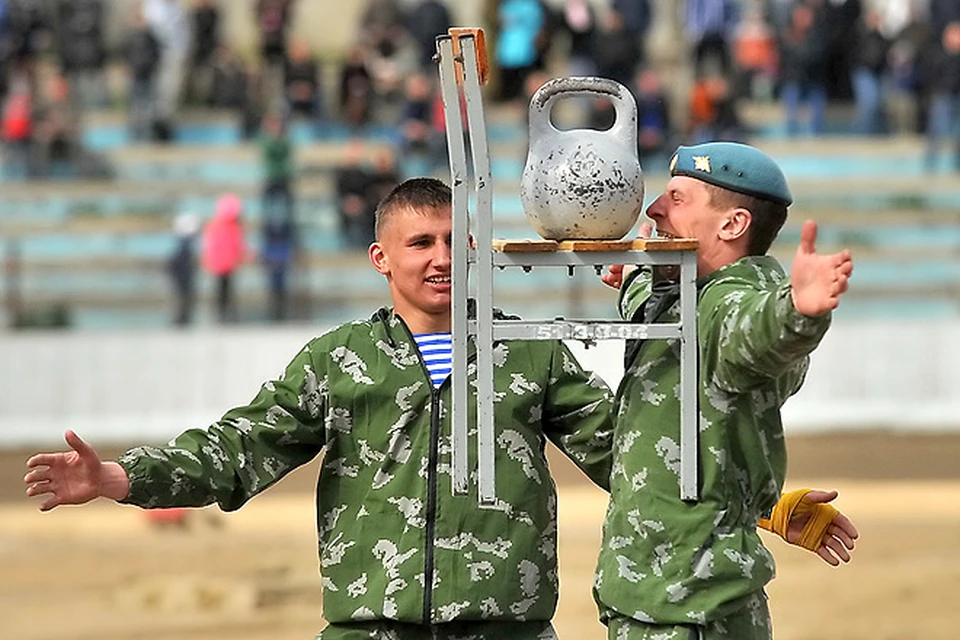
785, 489, 859, 566
790, 220, 853, 316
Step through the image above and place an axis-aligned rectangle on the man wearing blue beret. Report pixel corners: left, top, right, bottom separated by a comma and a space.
598, 141, 855, 639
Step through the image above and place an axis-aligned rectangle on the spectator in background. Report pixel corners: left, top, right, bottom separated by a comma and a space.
560, 0, 598, 79
684, 0, 738, 77
365, 24, 420, 124
397, 72, 445, 173
364, 146, 399, 223
592, 8, 640, 89
255, 0, 294, 64
555, 0, 597, 126
5, 0, 51, 97
779, 0, 830, 136
338, 45, 374, 129
688, 72, 744, 143
186, 0, 220, 106
209, 44, 249, 111
239, 63, 265, 141
283, 38, 323, 127
336, 138, 375, 249
886, 2, 932, 134
821, 0, 862, 102
930, 0, 960, 38
261, 212, 295, 322
202, 193, 248, 323
55, 0, 107, 109
851, 8, 891, 135
1, 76, 33, 179
924, 20, 960, 171
634, 68, 672, 167
207, 44, 257, 139
732, 5, 779, 101
612, 0, 651, 46
359, 0, 405, 47
259, 110, 294, 223
125, 5, 161, 142
32, 73, 78, 178
144, 0, 191, 142
765, 0, 796, 33
405, 0, 453, 72
496, 0, 544, 103
167, 211, 199, 327
254, 0, 295, 112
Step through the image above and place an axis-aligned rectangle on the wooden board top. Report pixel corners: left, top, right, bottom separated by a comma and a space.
492, 238, 699, 252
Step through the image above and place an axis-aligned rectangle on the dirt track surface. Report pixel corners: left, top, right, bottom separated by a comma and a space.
3, 431, 960, 640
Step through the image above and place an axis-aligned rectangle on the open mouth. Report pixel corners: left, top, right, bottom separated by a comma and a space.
426, 277, 451, 285
656, 230, 678, 240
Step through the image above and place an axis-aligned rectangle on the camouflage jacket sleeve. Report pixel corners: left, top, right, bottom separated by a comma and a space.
617, 265, 653, 321
540, 342, 615, 491
699, 271, 832, 394
118, 342, 327, 511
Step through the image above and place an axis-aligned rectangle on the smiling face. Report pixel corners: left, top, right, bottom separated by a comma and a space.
369, 204, 453, 334
645, 176, 752, 276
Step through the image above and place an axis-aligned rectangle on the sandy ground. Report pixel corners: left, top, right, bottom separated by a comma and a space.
3, 431, 959, 640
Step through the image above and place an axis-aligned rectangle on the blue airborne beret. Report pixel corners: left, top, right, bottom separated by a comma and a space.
669, 142, 793, 206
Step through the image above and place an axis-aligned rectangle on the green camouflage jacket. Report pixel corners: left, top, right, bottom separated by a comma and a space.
594, 257, 831, 626
119, 307, 614, 626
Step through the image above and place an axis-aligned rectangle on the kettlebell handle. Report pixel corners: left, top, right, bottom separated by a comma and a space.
528, 76, 637, 143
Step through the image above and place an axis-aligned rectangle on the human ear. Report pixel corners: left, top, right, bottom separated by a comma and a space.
369, 242, 390, 275
719, 208, 751, 242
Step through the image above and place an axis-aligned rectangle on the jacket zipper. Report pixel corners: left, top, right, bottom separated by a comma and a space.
389, 313, 443, 624
386, 311, 479, 624
422, 385, 441, 624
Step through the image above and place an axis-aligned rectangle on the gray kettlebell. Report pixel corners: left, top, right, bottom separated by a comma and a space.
520, 77, 644, 240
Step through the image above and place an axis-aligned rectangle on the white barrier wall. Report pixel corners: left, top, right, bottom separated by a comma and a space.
2, 319, 958, 448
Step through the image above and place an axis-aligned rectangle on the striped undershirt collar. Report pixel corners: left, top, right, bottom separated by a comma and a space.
413, 332, 452, 387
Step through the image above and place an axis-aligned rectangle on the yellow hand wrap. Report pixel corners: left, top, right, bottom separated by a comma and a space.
757, 488, 839, 551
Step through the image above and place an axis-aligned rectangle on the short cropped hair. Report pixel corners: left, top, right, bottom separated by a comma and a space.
703, 183, 788, 255
374, 177, 452, 240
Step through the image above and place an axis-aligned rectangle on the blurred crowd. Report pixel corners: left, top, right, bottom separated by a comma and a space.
2, 0, 960, 179
525, 0, 960, 169
3, 0, 960, 325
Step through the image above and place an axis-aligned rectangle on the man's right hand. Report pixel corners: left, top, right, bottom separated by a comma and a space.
24, 430, 130, 511
601, 222, 653, 289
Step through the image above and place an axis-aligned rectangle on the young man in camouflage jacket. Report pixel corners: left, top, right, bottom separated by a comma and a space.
597, 142, 856, 640
26, 177, 852, 639
25, 178, 613, 640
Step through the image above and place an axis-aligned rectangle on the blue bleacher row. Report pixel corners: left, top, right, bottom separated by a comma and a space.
5, 115, 960, 328
6, 211, 960, 262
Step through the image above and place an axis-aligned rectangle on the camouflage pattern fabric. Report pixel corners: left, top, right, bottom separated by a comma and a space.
119, 307, 614, 627
604, 590, 771, 640
594, 257, 831, 628
315, 619, 558, 639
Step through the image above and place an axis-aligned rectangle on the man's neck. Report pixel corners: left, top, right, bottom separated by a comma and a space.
396, 309, 451, 335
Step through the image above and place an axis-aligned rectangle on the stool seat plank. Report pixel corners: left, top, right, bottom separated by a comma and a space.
492, 238, 699, 252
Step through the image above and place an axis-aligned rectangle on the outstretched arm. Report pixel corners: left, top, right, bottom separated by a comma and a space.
791, 220, 853, 316
24, 430, 130, 511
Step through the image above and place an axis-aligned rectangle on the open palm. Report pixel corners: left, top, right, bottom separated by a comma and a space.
24, 431, 105, 511
791, 220, 853, 316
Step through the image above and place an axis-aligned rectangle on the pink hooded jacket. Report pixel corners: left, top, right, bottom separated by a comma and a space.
201, 194, 247, 276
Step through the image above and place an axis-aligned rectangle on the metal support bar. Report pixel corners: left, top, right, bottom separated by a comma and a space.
476, 320, 684, 341
459, 37, 497, 505
679, 250, 700, 501
436, 35, 470, 496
